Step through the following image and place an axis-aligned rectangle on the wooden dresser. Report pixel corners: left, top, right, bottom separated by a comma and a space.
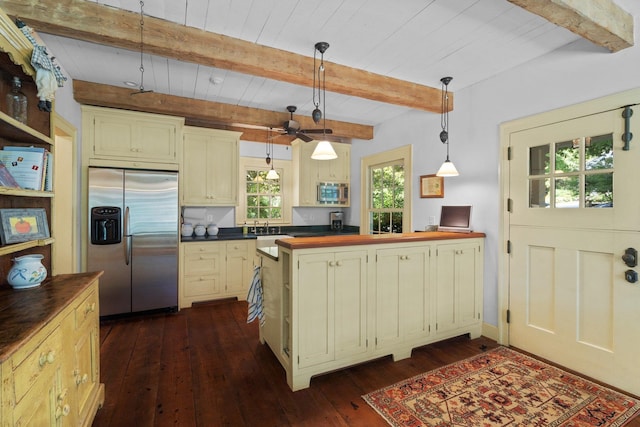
0, 272, 104, 426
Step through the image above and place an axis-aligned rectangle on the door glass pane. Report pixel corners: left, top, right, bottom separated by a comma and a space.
529, 178, 550, 208
585, 172, 613, 208
555, 176, 579, 208
585, 134, 613, 171
555, 140, 579, 173
529, 145, 550, 175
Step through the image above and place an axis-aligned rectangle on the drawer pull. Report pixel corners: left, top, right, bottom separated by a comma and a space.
85, 302, 96, 314
39, 350, 56, 367
55, 404, 71, 419
76, 373, 89, 385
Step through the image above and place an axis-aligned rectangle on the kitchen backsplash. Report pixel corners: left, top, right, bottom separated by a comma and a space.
182, 206, 350, 227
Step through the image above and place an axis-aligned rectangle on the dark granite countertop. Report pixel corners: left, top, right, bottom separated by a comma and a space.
181, 225, 359, 242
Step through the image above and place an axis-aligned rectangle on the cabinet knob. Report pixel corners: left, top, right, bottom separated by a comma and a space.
85, 302, 96, 314
336, 261, 343, 267
76, 373, 89, 385
55, 404, 71, 419
329, 261, 335, 267
39, 350, 56, 367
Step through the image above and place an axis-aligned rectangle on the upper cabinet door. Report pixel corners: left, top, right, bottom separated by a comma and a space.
85, 106, 183, 164
182, 126, 240, 206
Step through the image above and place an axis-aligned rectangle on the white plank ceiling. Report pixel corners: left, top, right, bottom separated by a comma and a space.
37, 0, 606, 126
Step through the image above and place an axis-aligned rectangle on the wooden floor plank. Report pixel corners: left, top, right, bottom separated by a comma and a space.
92, 300, 640, 427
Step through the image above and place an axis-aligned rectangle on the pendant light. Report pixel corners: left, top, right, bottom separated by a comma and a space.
130, 1, 153, 95
436, 76, 458, 177
311, 41, 337, 160
266, 128, 279, 180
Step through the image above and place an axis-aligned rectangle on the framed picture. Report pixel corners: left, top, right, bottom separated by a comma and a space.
420, 174, 444, 198
0, 208, 50, 245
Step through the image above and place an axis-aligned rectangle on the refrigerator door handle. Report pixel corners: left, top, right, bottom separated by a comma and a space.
124, 206, 131, 265
125, 235, 132, 265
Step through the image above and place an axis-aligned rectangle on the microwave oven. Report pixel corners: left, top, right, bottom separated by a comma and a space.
317, 182, 349, 204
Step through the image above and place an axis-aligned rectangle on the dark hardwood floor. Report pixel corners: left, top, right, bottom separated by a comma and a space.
93, 299, 640, 427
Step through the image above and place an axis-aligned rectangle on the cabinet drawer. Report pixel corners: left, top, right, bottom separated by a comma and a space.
13, 326, 63, 404
75, 289, 99, 330
185, 253, 221, 275
226, 241, 248, 255
184, 275, 221, 297
184, 243, 222, 256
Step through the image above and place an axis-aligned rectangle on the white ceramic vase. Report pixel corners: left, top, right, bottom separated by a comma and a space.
8, 254, 47, 289
207, 224, 219, 236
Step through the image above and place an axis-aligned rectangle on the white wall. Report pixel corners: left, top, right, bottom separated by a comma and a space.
351, 0, 640, 327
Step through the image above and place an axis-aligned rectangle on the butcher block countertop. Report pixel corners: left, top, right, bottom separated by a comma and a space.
275, 231, 486, 250
0, 271, 103, 362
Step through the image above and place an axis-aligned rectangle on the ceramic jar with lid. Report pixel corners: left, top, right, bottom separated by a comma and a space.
207, 224, 219, 236
181, 223, 193, 236
8, 254, 47, 289
194, 224, 206, 236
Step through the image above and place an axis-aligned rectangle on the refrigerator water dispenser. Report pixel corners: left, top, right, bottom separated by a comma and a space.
91, 206, 121, 245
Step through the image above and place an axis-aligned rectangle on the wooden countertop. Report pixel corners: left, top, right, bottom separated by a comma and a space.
275, 231, 485, 250
0, 271, 103, 362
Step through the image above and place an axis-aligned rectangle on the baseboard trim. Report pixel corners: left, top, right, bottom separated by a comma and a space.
482, 323, 499, 341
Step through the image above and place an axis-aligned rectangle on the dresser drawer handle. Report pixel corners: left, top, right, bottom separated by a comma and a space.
39, 350, 56, 367
85, 302, 96, 314
76, 373, 89, 385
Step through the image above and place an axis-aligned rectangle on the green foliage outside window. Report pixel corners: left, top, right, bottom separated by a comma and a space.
370, 163, 404, 233
245, 170, 282, 220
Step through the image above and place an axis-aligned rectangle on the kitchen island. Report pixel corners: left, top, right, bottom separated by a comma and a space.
257, 231, 485, 391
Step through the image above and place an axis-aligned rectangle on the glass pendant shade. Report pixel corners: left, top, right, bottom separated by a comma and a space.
311, 140, 337, 160
266, 167, 279, 180
436, 158, 459, 177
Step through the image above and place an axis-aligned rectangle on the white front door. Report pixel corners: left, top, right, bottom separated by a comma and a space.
507, 107, 640, 395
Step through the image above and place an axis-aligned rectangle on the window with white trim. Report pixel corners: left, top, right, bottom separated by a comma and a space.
237, 157, 292, 225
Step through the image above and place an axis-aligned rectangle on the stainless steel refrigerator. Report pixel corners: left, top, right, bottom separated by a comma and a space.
87, 167, 178, 316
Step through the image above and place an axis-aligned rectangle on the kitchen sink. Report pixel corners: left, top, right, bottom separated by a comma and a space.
255, 234, 293, 248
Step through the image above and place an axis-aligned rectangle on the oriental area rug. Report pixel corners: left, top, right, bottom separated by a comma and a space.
363, 346, 640, 427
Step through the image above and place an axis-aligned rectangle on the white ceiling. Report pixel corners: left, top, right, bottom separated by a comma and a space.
39, 0, 588, 127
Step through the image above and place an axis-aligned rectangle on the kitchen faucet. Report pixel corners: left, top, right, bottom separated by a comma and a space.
252, 220, 258, 234
264, 220, 269, 234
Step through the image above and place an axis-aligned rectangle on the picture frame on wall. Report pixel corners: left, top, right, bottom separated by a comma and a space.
420, 174, 444, 198
0, 208, 50, 245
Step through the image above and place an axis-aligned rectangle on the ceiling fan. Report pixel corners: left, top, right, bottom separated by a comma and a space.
275, 105, 332, 142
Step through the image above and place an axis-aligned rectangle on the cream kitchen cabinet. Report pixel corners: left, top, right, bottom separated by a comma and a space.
316, 142, 350, 183
291, 140, 351, 206
0, 272, 104, 427
434, 240, 483, 338
262, 233, 484, 391
295, 250, 368, 369
180, 242, 223, 307
180, 240, 253, 308
82, 106, 183, 167
182, 127, 241, 206
375, 245, 431, 353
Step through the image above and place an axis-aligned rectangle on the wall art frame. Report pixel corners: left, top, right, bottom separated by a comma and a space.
0, 208, 50, 245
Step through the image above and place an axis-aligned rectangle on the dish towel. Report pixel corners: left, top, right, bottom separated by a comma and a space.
247, 265, 265, 326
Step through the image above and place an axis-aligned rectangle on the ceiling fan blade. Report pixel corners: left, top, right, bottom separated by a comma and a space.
300, 129, 333, 134
297, 133, 314, 143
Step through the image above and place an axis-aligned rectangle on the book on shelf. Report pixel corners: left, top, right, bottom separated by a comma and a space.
0, 161, 20, 188
0, 146, 50, 191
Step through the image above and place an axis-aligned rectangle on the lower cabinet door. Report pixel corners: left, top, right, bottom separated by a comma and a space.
297, 253, 334, 368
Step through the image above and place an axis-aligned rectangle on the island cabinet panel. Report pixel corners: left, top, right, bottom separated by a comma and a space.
375, 245, 431, 353
261, 233, 484, 391
295, 250, 367, 369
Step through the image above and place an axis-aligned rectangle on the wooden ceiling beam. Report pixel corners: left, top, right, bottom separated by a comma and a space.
507, 0, 633, 52
1, 0, 445, 113
73, 80, 373, 142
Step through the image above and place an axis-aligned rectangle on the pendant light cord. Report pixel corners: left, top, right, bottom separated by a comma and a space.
138, 1, 147, 93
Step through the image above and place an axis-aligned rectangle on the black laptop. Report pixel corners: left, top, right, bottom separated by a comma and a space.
437, 205, 472, 233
